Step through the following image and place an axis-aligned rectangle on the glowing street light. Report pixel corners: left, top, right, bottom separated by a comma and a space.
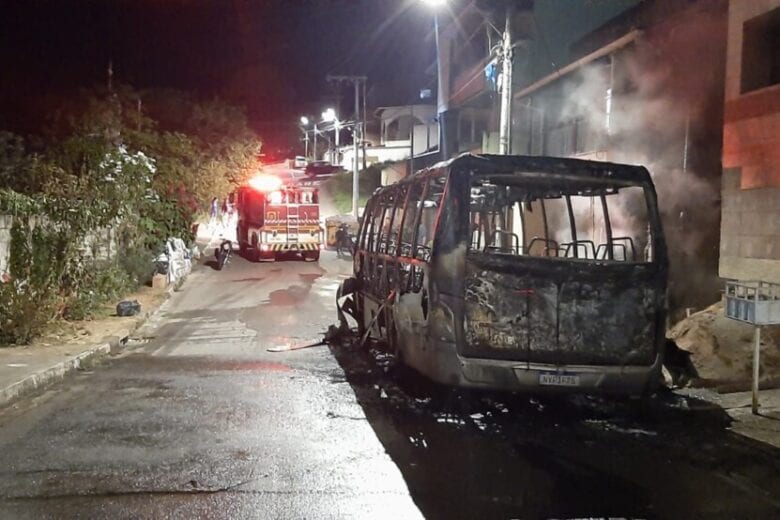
321, 108, 336, 122
321, 108, 340, 162
299, 116, 311, 159
421, 0, 446, 6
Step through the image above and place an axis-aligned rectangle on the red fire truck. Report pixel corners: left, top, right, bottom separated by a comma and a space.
236, 175, 321, 261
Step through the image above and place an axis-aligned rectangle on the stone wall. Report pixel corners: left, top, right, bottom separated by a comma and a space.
0, 215, 12, 275
0, 214, 118, 277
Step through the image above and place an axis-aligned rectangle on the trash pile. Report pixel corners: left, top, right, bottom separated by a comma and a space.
153, 237, 194, 288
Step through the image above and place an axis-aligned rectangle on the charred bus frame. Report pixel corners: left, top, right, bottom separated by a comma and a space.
341, 154, 668, 395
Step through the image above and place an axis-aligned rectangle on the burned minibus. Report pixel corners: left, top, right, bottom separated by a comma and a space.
340, 154, 668, 395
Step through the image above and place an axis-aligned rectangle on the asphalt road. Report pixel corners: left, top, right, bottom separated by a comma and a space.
1, 251, 780, 519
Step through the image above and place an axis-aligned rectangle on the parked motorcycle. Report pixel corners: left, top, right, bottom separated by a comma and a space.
335, 224, 355, 257
214, 240, 233, 270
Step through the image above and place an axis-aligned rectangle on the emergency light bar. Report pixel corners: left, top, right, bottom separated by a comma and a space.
248, 174, 283, 192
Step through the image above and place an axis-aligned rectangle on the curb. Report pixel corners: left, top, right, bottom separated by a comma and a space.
0, 281, 180, 410
0, 341, 113, 408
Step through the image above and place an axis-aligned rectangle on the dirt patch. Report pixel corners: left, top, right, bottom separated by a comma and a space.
31, 285, 168, 349
668, 301, 780, 387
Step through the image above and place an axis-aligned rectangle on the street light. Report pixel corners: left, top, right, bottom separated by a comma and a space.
321, 108, 340, 164
299, 116, 311, 159
422, 0, 514, 156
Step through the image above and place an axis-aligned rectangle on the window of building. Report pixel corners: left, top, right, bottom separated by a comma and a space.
741, 7, 780, 94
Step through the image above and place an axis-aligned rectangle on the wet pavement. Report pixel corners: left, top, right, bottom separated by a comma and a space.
1, 251, 780, 519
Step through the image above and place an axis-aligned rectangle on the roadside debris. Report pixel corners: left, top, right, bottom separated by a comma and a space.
668, 301, 780, 389
116, 300, 141, 317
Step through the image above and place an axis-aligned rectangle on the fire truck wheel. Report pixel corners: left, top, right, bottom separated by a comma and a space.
303, 251, 320, 262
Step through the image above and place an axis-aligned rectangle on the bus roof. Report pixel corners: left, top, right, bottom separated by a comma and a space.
409, 153, 654, 187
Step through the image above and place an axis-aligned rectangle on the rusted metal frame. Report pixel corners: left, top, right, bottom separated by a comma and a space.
429, 171, 450, 253
394, 184, 413, 257
600, 193, 614, 260
518, 202, 526, 255
371, 199, 391, 297
504, 189, 514, 253
540, 199, 550, 256
384, 185, 403, 256
392, 184, 414, 293
357, 197, 375, 250
565, 195, 578, 258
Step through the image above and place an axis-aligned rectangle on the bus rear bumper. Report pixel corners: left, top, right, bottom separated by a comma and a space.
425, 341, 661, 395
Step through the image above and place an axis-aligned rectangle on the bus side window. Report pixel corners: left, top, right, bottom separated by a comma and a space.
377, 191, 396, 254
414, 174, 444, 262
367, 198, 386, 254
400, 180, 425, 258
358, 199, 375, 250
387, 185, 408, 256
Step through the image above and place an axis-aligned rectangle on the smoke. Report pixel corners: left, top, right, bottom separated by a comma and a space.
542, 4, 727, 316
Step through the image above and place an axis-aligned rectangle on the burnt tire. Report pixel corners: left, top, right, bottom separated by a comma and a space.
303, 250, 320, 262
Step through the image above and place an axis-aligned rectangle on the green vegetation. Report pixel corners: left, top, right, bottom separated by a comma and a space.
320, 162, 384, 214
0, 85, 262, 345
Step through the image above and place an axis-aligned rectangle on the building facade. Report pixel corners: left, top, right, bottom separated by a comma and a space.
511, 0, 728, 316
719, 0, 780, 283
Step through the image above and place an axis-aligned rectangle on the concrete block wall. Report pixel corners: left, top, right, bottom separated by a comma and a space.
719, 0, 780, 283
719, 168, 780, 283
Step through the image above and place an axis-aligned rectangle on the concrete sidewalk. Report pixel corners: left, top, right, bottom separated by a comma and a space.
0, 285, 174, 410
678, 386, 780, 449
713, 388, 780, 449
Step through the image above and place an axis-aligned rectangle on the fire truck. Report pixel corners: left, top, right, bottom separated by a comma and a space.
235, 175, 321, 261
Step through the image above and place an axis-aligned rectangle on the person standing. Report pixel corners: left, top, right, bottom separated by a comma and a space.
209, 197, 219, 231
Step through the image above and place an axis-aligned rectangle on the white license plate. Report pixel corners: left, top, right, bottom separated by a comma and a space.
539, 372, 580, 386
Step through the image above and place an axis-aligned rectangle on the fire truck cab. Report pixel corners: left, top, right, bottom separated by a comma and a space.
236, 176, 321, 262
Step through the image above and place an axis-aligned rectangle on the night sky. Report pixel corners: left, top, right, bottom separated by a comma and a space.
0, 0, 436, 154
0, 0, 637, 154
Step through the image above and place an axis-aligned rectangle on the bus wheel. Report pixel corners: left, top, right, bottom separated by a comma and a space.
303, 250, 320, 262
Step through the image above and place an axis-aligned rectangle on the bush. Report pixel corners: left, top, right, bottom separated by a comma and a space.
119, 246, 155, 287
62, 263, 135, 321
0, 281, 55, 345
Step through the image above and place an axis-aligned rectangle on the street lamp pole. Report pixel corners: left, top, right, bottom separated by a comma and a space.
313, 124, 318, 160
353, 80, 360, 218
498, 6, 514, 155
299, 117, 310, 160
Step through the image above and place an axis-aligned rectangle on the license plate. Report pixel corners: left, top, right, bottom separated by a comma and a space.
539, 372, 580, 386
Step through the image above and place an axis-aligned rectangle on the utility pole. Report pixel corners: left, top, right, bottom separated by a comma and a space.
313, 124, 318, 161
497, 6, 514, 155
326, 74, 367, 219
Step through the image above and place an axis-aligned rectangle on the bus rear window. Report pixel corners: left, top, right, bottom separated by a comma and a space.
469, 178, 655, 263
